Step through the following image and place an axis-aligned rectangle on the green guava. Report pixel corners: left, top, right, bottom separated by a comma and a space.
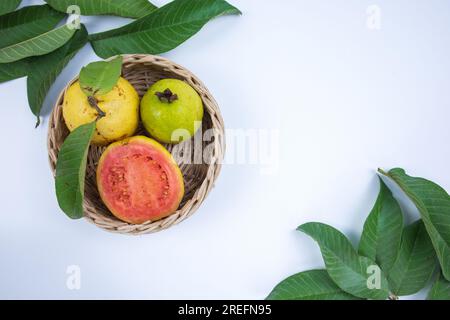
140, 79, 204, 144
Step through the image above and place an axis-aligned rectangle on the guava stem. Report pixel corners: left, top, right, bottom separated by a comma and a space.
88, 96, 106, 119
155, 89, 178, 103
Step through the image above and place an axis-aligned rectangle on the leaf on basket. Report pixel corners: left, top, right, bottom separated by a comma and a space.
55, 122, 95, 219
79, 56, 122, 97
89, 0, 241, 58
45, 0, 157, 19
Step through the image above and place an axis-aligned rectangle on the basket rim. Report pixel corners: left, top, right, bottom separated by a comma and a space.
47, 54, 225, 235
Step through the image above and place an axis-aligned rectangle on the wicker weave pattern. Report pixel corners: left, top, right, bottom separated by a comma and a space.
47, 54, 225, 235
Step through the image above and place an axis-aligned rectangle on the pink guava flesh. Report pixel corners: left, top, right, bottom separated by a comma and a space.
97, 138, 184, 224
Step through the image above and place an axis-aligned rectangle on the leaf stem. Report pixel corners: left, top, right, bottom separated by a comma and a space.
389, 294, 399, 300
35, 116, 41, 128
87, 96, 106, 119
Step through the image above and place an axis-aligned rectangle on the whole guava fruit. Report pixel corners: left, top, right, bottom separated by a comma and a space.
63, 77, 139, 145
140, 79, 204, 144
97, 136, 185, 224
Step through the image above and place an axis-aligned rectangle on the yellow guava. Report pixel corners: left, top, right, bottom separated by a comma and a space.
63, 77, 140, 145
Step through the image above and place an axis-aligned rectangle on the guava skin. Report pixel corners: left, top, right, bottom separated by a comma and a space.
97, 136, 185, 224
63, 77, 139, 145
140, 79, 204, 144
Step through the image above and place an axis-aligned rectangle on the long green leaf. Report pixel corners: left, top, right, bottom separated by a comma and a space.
380, 168, 450, 281
90, 0, 241, 58
0, 5, 67, 84
0, 5, 65, 49
45, 0, 156, 19
266, 269, 360, 300
55, 122, 95, 219
359, 178, 403, 273
0, 24, 76, 63
0, 0, 21, 16
27, 25, 89, 126
0, 58, 28, 83
388, 220, 437, 296
298, 222, 389, 300
428, 272, 450, 300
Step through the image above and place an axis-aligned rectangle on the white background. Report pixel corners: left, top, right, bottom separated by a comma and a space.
0, 0, 449, 299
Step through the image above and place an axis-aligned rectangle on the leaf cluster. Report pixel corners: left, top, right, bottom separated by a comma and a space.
267, 169, 450, 300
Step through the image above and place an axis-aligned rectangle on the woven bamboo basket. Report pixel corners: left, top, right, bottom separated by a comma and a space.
47, 54, 225, 235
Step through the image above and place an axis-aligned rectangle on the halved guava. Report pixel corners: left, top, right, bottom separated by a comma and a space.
97, 136, 185, 224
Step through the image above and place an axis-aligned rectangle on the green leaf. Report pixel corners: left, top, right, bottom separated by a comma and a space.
379, 168, 450, 281
0, 5, 67, 84
0, 0, 21, 16
45, 0, 156, 19
90, 0, 241, 58
79, 56, 122, 97
298, 222, 389, 300
0, 5, 65, 49
27, 25, 89, 126
55, 122, 96, 219
0, 58, 28, 83
358, 178, 403, 273
428, 272, 450, 300
387, 220, 437, 296
266, 269, 360, 300
0, 24, 76, 63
